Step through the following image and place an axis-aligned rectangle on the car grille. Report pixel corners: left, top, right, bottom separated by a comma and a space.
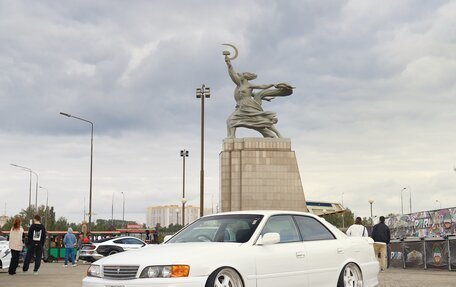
103, 265, 139, 280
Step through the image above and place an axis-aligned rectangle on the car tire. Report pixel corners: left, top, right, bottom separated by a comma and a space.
108, 250, 119, 256
337, 262, 363, 287
206, 267, 244, 287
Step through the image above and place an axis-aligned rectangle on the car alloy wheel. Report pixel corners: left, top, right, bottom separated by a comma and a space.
207, 267, 243, 287
340, 262, 363, 287
108, 250, 118, 256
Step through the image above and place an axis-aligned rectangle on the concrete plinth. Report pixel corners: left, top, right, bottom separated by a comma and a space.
220, 138, 308, 212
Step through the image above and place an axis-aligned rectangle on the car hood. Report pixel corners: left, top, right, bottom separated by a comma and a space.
95, 242, 243, 271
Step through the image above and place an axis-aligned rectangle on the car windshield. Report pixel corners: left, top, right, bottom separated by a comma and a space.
167, 214, 263, 243
0, 236, 6, 241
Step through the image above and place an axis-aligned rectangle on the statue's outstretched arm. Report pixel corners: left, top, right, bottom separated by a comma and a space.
225, 57, 240, 85
253, 85, 294, 104
251, 84, 274, 90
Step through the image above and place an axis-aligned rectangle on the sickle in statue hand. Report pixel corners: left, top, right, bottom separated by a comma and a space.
222, 43, 238, 60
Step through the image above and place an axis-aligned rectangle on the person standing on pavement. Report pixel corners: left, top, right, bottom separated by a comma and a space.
8, 216, 24, 275
75, 233, 83, 263
371, 216, 391, 271
63, 227, 77, 267
346, 217, 368, 237
23, 215, 47, 275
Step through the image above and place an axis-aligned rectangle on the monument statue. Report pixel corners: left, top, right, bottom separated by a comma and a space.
222, 43, 294, 138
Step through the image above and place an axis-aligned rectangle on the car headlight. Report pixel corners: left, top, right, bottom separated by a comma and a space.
87, 265, 101, 277
140, 265, 189, 278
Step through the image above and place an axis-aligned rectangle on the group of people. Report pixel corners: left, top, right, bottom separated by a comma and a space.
8, 214, 83, 275
346, 216, 391, 271
8, 215, 46, 275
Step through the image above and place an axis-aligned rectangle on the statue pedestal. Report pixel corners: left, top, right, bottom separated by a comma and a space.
220, 138, 308, 212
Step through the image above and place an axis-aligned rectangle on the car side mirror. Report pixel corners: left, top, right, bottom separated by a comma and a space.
163, 235, 173, 243
257, 232, 280, 245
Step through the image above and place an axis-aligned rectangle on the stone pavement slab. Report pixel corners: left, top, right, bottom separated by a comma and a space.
0, 261, 88, 287
379, 268, 456, 287
1, 262, 456, 287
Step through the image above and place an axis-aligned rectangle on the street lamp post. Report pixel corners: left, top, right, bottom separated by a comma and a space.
111, 193, 114, 228
401, 187, 407, 214
436, 199, 442, 209
368, 199, 374, 221
60, 112, 94, 229
39, 186, 48, 230
341, 192, 345, 228
408, 188, 412, 213
180, 149, 189, 226
10, 164, 38, 217
31, 170, 39, 211
196, 84, 210, 217
121, 192, 125, 228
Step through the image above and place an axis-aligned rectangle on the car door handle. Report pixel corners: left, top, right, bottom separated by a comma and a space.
296, 251, 306, 259
337, 248, 344, 254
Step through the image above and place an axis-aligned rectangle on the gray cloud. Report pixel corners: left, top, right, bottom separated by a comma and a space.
1, 0, 455, 223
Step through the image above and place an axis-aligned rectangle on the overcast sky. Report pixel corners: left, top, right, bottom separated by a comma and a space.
1, 0, 455, 225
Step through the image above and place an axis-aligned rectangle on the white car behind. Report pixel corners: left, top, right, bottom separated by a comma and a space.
0, 236, 11, 271
83, 211, 379, 287
80, 236, 146, 262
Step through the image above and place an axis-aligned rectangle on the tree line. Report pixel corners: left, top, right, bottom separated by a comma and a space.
0, 205, 140, 232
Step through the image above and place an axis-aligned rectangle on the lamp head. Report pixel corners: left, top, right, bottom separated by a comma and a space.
60, 112, 71, 117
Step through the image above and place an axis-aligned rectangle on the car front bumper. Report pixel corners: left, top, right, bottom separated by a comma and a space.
82, 276, 208, 287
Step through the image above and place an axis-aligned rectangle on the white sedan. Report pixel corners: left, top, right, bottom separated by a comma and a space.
80, 236, 146, 262
0, 236, 11, 271
82, 211, 379, 287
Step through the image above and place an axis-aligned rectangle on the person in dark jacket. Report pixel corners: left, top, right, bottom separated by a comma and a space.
23, 215, 47, 275
371, 216, 390, 271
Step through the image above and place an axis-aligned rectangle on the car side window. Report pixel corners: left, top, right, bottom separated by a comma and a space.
260, 215, 300, 243
113, 239, 124, 244
125, 238, 144, 245
224, 221, 250, 242
294, 216, 335, 241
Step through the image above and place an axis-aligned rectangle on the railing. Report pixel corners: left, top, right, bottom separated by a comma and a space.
389, 236, 456, 271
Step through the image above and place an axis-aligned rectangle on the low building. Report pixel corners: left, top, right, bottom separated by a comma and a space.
0, 215, 9, 228
146, 205, 212, 228
306, 201, 345, 216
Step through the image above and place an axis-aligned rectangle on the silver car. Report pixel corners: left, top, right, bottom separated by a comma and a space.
79, 236, 146, 262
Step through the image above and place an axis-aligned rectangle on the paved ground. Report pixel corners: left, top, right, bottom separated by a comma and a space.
1, 263, 455, 286
0, 261, 88, 287
379, 268, 456, 287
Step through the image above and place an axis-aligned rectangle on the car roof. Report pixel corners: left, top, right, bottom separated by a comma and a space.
203, 210, 321, 219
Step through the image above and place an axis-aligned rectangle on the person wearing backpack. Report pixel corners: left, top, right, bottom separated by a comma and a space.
346, 217, 368, 237
23, 215, 47, 275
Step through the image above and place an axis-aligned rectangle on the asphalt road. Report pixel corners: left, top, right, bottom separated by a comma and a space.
1, 262, 455, 287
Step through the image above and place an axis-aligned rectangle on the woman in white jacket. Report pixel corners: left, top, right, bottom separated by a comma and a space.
346, 217, 368, 237
8, 216, 24, 275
